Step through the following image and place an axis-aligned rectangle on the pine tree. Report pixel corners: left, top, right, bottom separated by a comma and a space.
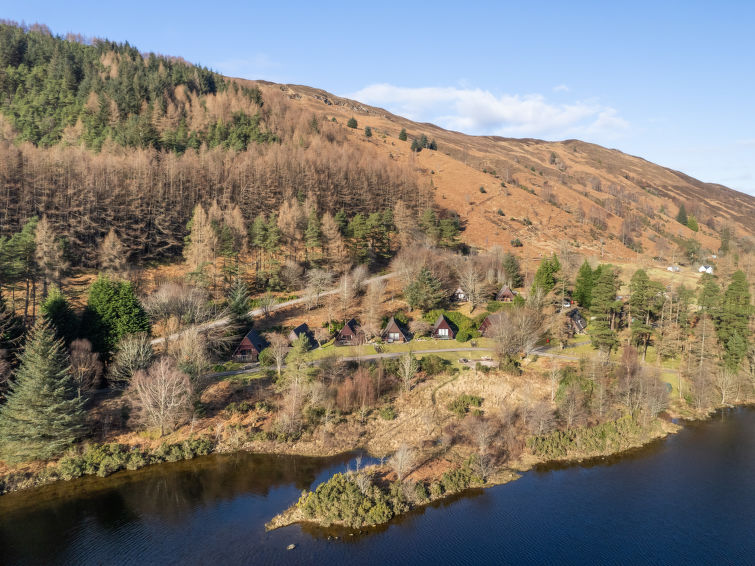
502, 252, 524, 288
41, 286, 79, 344
531, 253, 560, 295
573, 260, 594, 307
364, 126, 372, 137
676, 204, 688, 226
347, 117, 358, 129
305, 209, 322, 257
716, 271, 752, 371
0, 320, 86, 463
404, 268, 445, 311
398, 128, 407, 141
227, 277, 252, 324
589, 266, 621, 353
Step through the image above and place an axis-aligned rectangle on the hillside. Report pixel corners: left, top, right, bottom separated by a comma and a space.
251, 82, 754, 264
0, 22, 752, 273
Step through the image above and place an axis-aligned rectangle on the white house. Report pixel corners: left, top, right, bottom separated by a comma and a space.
667, 266, 680, 272
698, 265, 714, 274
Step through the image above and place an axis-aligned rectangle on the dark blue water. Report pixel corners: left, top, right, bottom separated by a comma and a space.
1, 407, 753, 565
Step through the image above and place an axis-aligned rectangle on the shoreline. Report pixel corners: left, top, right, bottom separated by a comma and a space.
0, 402, 751, 503
265, 415, 681, 532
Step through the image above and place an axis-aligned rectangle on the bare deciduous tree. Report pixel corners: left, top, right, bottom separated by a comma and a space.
361, 279, 385, 339
266, 333, 290, 377
99, 228, 127, 274
457, 258, 484, 311
389, 442, 415, 482
69, 338, 102, 396
109, 332, 154, 386
35, 215, 68, 294
397, 352, 418, 393
128, 357, 193, 436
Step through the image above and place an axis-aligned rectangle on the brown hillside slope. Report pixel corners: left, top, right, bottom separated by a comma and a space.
242, 80, 754, 265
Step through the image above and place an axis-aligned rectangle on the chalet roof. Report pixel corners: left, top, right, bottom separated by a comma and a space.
340, 318, 360, 335
497, 285, 517, 299
433, 314, 451, 329
237, 328, 268, 353
382, 316, 408, 340
289, 323, 317, 349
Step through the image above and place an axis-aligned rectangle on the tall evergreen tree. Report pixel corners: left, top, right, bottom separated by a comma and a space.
82, 276, 150, 357
589, 266, 621, 353
404, 268, 445, 312
398, 128, 407, 141
531, 253, 561, 295
40, 286, 79, 344
502, 252, 524, 288
716, 271, 752, 371
676, 203, 688, 226
573, 260, 594, 307
305, 209, 322, 258
0, 320, 86, 462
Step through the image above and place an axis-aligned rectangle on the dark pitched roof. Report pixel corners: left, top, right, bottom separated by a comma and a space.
244, 329, 268, 351
289, 323, 317, 349
496, 285, 517, 300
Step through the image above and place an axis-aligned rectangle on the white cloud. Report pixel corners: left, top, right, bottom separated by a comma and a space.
553, 84, 570, 92
347, 83, 629, 141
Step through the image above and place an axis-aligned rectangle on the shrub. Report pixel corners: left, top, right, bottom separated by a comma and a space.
510, 238, 523, 247
398, 128, 407, 141
419, 354, 451, 376
379, 406, 397, 420
497, 209, 505, 216
364, 126, 372, 137
347, 117, 358, 129
479, 186, 486, 194
299, 472, 394, 528
448, 394, 483, 417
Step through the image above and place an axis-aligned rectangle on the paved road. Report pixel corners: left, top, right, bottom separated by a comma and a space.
150, 272, 396, 347
204, 346, 495, 379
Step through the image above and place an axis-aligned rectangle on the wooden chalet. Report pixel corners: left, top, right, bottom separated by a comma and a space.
496, 285, 517, 302
288, 323, 317, 349
232, 329, 269, 362
431, 314, 455, 340
382, 316, 409, 343
479, 313, 502, 337
452, 287, 467, 302
336, 318, 365, 346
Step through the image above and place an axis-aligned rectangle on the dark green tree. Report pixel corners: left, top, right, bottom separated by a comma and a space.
589, 266, 622, 353
573, 260, 594, 308
676, 203, 688, 225
531, 253, 561, 295
347, 117, 358, 129
40, 286, 79, 344
716, 271, 752, 371
0, 320, 86, 463
404, 268, 445, 312
364, 126, 372, 137
305, 209, 322, 258
398, 128, 407, 141
227, 277, 252, 325
502, 252, 524, 288
82, 276, 150, 357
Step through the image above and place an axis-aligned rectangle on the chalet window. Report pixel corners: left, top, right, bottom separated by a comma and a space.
438, 328, 449, 337
389, 332, 400, 341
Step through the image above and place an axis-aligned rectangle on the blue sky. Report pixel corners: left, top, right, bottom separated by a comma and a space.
4, 0, 755, 196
